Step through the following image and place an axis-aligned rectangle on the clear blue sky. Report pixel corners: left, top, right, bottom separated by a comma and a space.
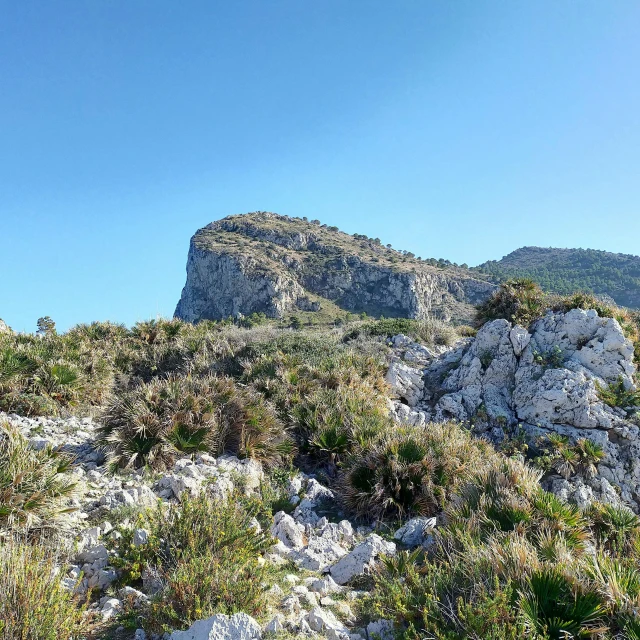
2, 1, 639, 332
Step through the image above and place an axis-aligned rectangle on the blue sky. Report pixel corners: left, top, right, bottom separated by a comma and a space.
2, 1, 639, 332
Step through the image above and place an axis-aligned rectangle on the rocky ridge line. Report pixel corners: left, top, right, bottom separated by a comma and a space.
175, 212, 495, 323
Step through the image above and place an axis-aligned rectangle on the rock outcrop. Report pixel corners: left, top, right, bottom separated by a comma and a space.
169, 613, 262, 640
175, 212, 494, 323
386, 308, 640, 511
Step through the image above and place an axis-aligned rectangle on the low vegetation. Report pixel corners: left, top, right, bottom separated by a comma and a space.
339, 422, 497, 520
0, 423, 78, 537
109, 493, 277, 634
2, 307, 640, 638
363, 455, 640, 639
0, 541, 87, 640
97, 373, 291, 470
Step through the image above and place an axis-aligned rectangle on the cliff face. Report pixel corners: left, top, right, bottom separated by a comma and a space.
175, 212, 495, 323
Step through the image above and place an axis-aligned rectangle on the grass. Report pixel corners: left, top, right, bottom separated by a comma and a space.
0, 422, 78, 537
108, 493, 278, 634
0, 541, 88, 640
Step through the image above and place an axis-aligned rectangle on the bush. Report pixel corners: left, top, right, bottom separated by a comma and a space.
0, 541, 87, 640
339, 422, 496, 520
240, 335, 390, 469
98, 374, 291, 470
550, 291, 617, 318
476, 279, 547, 327
534, 434, 604, 479
110, 493, 276, 633
596, 376, 640, 412
292, 386, 391, 468
363, 548, 525, 639
343, 317, 459, 347
0, 423, 78, 536
519, 569, 606, 639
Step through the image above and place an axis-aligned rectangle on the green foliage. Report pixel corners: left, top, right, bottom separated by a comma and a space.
551, 291, 617, 318
532, 345, 564, 369
98, 373, 291, 470
475, 278, 547, 326
240, 332, 390, 468
518, 569, 606, 639
587, 502, 640, 556
0, 423, 78, 536
289, 314, 303, 330
475, 246, 640, 310
343, 317, 458, 347
363, 434, 637, 639
0, 541, 87, 640
36, 316, 56, 336
339, 422, 496, 520
109, 493, 276, 633
534, 434, 604, 480
596, 376, 640, 412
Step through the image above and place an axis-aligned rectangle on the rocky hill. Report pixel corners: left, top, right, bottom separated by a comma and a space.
475, 246, 640, 308
2, 293, 640, 638
174, 212, 495, 324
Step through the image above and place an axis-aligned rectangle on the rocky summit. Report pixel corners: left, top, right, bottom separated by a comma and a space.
174, 212, 495, 324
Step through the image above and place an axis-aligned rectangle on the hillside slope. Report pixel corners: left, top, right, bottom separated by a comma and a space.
475, 246, 640, 308
175, 212, 495, 323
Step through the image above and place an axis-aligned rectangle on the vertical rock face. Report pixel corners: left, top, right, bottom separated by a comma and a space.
174, 212, 495, 322
174, 241, 306, 322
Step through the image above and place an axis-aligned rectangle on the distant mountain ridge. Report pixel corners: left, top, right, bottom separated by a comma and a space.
174, 212, 495, 324
474, 246, 640, 309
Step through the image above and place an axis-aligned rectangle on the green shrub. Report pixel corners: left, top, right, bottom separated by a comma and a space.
292, 386, 391, 467
98, 373, 291, 470
0, 423, 78, 536
110, 493, 276, 633
596, 376, 640, 412
364, 548, 525, 639
519, 568, 606, 639
343, 317, 459, 347
476, 279, 547, 327
534, 434, 604, 479
532, 345, 564, 369
339, 422, 496, 520
0, 541, 87, 640
240, 336, 390, 468
586, 502, 640, 556
550, 291, 617, 318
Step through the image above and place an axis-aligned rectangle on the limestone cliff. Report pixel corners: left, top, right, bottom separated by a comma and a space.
175, 212, 495, 323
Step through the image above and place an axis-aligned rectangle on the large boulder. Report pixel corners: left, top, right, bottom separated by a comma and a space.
169, 613, 262, 640
329, 534, 396, 585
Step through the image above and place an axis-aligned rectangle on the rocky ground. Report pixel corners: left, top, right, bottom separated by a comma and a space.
3, 306, 638, 639
3, 411, 425, 640
387, 307, 640, 512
